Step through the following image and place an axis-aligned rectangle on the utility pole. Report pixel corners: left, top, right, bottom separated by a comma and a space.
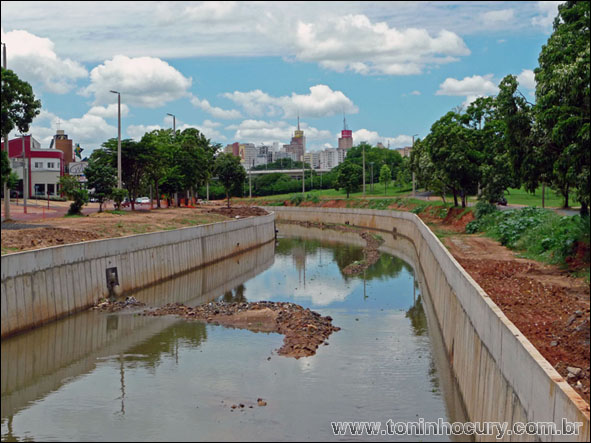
2, 42, 10, 220
110, 90, 122, 188
412, 134, 418, 197
22, 134, 27, 213
362, 144, 366, 197
249, 159, 253, 198
302, 157, 305, 196
370, 162, 374, 192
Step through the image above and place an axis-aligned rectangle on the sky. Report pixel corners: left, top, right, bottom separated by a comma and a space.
0, 1, 562, 156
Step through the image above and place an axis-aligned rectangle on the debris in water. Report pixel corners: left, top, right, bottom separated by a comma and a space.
142, 301, 340, 359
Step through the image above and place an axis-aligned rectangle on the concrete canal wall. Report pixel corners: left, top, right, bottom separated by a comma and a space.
1, 241, 275, 419
269, 206, 590, 442
1, 212, 276, 338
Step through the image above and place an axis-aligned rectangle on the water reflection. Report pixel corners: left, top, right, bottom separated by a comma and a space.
1, 242, 274, 424
1, 228, 469, 442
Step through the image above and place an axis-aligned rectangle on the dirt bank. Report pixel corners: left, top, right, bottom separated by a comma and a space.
342, 231, 384, 275
277, 220, 384, 276
142, 301, 340, 359
445, 234, 590, 405
1, 206, 258, 254
207, 206, 269, 218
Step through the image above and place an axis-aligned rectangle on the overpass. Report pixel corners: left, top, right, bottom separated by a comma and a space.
247, 168, 332, 179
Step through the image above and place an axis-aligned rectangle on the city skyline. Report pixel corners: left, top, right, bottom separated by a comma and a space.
0, 1, 561, 154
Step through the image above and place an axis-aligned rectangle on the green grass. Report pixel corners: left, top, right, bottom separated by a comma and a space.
1, 246, 20, 255
467, 206, 589, 268
466, 186, 570, 208
242, 185, 412, 202
105, 209, 128, 215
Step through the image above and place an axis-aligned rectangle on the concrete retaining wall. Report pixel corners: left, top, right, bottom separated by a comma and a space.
269, 206, 590, 442
1, 240, 275, 419
1, 213, 276, 338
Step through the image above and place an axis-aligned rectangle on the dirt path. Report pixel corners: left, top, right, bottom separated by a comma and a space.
1, 206, 268, 254
438, 226, 590, 406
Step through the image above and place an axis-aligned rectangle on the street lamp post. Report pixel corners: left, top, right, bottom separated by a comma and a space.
21, 134, 28, 214
412, 134, 418, 197
166, 113, 176, 135
362, 144, 366, 197
2, 41, 10, 220
110, 90, 122, 188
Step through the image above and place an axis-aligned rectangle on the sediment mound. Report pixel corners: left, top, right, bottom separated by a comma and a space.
142, 301, 340, 359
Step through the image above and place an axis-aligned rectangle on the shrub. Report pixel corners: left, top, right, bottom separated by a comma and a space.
290, 194, 303, 206
111, 188, 128, 209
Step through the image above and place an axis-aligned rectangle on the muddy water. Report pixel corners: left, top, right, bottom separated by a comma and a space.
1, 224, 468, 442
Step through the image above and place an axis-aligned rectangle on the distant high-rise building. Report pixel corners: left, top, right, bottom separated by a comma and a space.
284, 116, 306, 161
303, 151, 320, 169
338, 116, 353, 150
395, 146, 413, 157
241, 143, 257, 169
224, 142, 240, 156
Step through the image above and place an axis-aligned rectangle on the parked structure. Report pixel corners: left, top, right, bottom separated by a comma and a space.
1, 135, 64, 198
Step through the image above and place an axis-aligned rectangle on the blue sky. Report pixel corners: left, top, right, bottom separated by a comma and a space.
0, 1, 561, 155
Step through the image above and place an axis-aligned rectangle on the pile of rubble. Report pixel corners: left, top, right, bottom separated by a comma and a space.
142, 301, 340, 359
92, 296, 145, 312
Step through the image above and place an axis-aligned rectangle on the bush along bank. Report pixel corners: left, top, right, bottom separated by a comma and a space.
466, 203, 590, 272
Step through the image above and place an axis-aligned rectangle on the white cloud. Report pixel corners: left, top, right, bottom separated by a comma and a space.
87, 103, 130, 119
481, 9, 515, 26
531, 1, 564, 28
436, 74, 499, 106
352, 129, 412, 148
229, 119, 333, 145
127, 119, 226, 142
294, 14, 470, 76
0, 28, 87, 93
81, 55, 192, 108
223, 85, 358, 118
410, 90, 421, 96
517, 69, 536, 91
183, 1, 238, 21
190, 94, 242, 119
23, 109, 117, 153
126, 124, 164, 141
0, 3, 558, 66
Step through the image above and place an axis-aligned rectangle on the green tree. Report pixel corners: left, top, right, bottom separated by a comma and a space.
95, 138, 151, 210
58, 175, 88, 215
335, 162, 362, 198
1, 67, 41, 137
1, 67, 41, 207
410, 137, 448, 203
214, 153, 246, 208
177, 128, 212, 202
379, 164, 391, 195
141, 129, 175, 208
84, 155, 117, 212
1, 150, 10, 188
464, 95, 513, 203
534, 1, 590, 214
111, 188, 128, 210
426, 111, 481, 207
494, 76, 540, 196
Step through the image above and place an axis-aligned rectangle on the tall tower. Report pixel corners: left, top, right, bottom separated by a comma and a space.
287, 115, 306, 161
338, 115, 353, 150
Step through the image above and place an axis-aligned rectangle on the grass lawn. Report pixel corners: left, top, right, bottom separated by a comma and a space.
502, 187, 570, 208
240, 185, 413, 202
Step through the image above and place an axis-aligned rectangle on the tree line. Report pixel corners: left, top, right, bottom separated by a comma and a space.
410, 1, 589, 215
